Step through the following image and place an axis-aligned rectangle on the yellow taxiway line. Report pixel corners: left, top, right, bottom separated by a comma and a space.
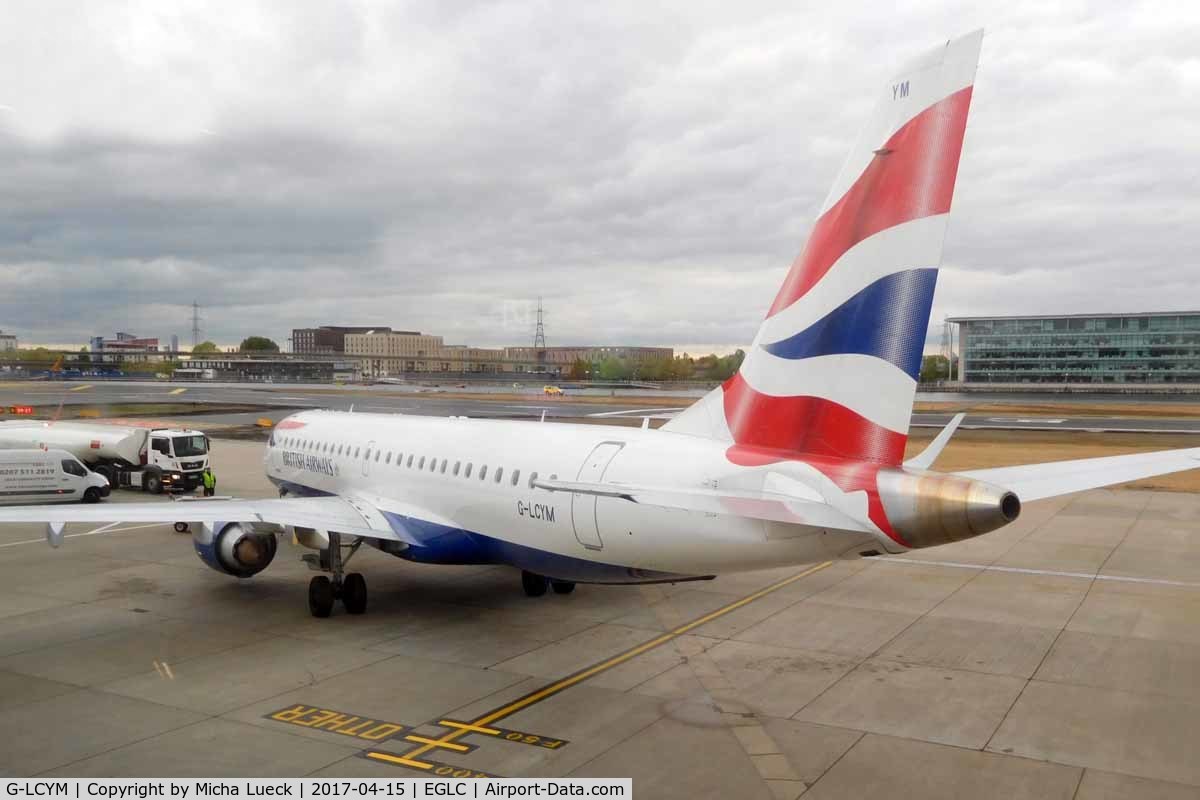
365, 560, 834, 770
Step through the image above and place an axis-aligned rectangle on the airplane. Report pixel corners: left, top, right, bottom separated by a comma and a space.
4, 30, 1200, 618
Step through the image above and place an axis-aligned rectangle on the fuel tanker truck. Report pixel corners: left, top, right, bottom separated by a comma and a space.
0, 420, 210, 493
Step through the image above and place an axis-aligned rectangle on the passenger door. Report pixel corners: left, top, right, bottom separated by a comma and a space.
571, 442, 623, 551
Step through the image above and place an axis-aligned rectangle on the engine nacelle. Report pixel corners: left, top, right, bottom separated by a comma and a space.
876, 469, 1021, 550
193, 522, 278, 578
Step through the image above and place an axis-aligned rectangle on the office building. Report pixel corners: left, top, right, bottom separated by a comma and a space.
949, 312, 1200, 385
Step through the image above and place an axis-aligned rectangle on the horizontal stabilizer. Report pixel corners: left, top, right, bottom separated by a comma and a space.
905, 412, 965, 470
957, 447, 1200, 502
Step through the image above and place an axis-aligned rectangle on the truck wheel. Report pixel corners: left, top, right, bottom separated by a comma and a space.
174, 522, 189, 533
144, 470, 163, 494
83, 487, 101, 504
96, 465, 116, 487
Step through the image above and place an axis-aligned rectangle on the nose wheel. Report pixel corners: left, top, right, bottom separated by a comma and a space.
305, 531, 367, 617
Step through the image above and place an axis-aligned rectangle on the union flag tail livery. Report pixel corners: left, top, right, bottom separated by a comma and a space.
667, 31, 983, 466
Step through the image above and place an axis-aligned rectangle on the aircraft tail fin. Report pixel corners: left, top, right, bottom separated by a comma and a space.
665, 31, 983, 466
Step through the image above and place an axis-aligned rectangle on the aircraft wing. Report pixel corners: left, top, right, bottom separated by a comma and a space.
956, 446, 1200, 502
0, 495, 422, 547
532, 477, 871, 532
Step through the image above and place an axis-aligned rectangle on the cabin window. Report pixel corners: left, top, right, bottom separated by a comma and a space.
418, 456, 425, 469
511, 469, 520, 487
428, 457, 435, 472
407, 455, 414, 468
494, 467, 503, 484
354, 447, 361, 458
453, 461, 461, 476
465, 463, 473, 478
479, 465, 488, 480
440, 459, 448, 474
365, 448, 372, 461
528, 471, 538, 488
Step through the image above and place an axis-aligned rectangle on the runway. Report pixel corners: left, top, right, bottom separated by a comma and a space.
4, 381, 1200, 434
1, 440, 1199, 796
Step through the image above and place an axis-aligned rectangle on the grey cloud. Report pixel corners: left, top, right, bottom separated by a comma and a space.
1, 1, 1197, 352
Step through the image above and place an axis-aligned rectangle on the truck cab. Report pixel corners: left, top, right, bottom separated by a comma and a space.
145, 431, 210, 492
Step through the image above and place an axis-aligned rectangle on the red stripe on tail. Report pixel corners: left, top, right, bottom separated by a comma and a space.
721, 372, 907, 464
767, 86, 973, 316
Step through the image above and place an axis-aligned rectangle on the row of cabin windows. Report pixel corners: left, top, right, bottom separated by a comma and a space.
279, 435, 546, 488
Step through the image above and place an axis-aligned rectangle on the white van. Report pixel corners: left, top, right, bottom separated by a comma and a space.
0, 449, 110, 505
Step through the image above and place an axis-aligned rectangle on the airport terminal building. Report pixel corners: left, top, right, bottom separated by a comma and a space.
950, 312, 1200, 386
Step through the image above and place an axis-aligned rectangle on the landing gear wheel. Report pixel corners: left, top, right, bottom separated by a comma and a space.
308, 575, 335, 618
83, 487, 101, 504
341, 573, 367, 615
551, 580, 576, 595
522, 570, 549, 597
174, 522, 189, 533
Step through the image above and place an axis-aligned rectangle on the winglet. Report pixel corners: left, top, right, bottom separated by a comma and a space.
46, 522, 65, 548
905, 412, 965, 470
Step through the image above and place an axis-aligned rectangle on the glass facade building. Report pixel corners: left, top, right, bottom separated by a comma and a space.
950, 312, 1200, 385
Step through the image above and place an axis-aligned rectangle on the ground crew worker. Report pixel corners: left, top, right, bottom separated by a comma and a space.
202, 466, 216, 497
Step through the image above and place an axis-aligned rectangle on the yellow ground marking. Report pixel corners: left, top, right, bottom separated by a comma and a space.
369, 561, 834, 769
403, 734, 471, 752
169, 387, 187, 395
363, 752, 434, 770
69, 384, 93, 392
437, 720, 502, 736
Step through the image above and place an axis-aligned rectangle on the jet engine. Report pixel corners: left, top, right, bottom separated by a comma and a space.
193, 522, 278, 578
876, 469, 1021, 550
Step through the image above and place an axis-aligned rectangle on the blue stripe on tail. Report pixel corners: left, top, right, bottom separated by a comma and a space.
761, 268, 938, 379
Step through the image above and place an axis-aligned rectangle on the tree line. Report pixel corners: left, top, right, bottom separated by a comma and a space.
565, 350, 745, 382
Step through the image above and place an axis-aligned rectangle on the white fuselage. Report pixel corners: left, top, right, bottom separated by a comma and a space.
264, 410, 885, 582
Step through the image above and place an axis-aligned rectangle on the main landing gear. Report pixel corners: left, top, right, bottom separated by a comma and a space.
521, 570, 575, 597
305, 531, 368, 618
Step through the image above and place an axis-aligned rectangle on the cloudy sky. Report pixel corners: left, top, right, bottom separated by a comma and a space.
1, 1, 1197, 353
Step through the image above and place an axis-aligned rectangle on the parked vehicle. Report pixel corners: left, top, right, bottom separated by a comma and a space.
0, 449, 109, 504
0, 421, 209, 493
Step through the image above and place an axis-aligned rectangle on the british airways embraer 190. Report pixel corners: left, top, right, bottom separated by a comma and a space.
6, 31, 1200, 617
